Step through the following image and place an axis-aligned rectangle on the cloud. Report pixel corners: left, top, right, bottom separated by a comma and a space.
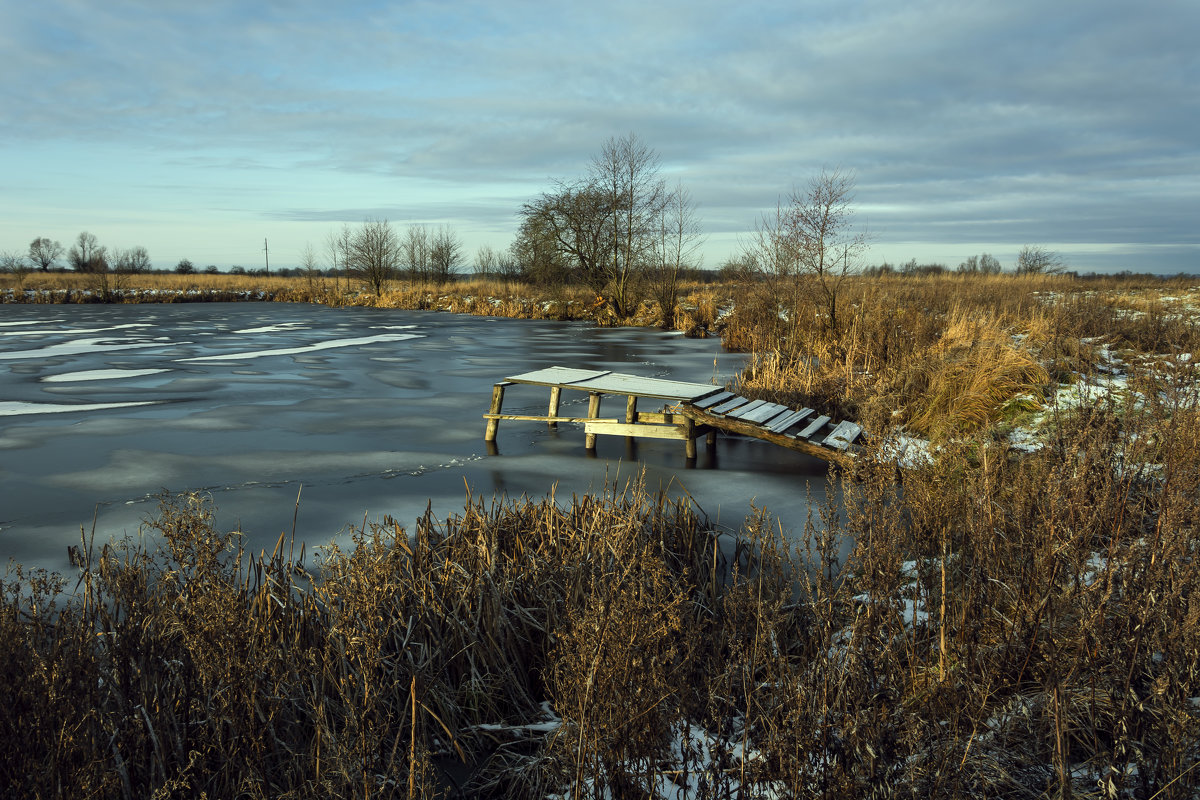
1, 0, 1197, 272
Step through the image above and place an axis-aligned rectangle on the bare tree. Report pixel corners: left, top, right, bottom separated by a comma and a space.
2, 251, 31, 287
325, 224, 353, 295
744, 199, 800, 281
496, 248, 522, 287
298, 242, 324, 297
403, 225, 431, 284
521, 182, 615, 294
112, 246, 151, 273
68, 231, 107, 273
589, 133, 669, 317
474, 244, 498, 279
349, 219, 401, 295
648, 182, 704, 328
779, 169, 868, 338
429, 225, 463, 286
28, 237, 63, 272
519, 133, 676, 317
1016, 245, 1065, 276
956, 253, 1002, 275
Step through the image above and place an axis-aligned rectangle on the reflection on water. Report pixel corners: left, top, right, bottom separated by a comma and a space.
0, 303, 842, 573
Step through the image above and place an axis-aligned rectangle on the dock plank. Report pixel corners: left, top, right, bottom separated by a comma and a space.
726, 399, 770, 419
710, 396, 752, 414
569, 373, 718, 401
739, 402, 790, 425
822, 421, 863, 451
506, 366, 610, 386
765, 408, 813, 434
795, 414, 830, 440
691, 390, 734, 410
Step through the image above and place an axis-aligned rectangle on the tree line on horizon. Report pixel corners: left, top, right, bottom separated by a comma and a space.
3, 134, 1080, 309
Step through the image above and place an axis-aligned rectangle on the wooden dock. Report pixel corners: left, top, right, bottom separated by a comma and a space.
483, 365, 862, 464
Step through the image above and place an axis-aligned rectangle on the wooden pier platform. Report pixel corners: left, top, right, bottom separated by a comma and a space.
483, 365, 862, 463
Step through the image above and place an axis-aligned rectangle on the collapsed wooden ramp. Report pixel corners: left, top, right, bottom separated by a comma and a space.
483, 365, 863, 464
678, 390, 862, 462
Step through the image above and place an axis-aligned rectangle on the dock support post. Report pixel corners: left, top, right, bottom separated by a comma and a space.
684, 416, 697, 459
548, 386, 562, 429
584, 392, 602, 450
484, 382, 507, 442
706, 430, 717, 449
625, 395, 638, 424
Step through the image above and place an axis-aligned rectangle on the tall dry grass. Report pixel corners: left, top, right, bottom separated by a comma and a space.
5, 367, 1199, 797
724, 273, 1200, 439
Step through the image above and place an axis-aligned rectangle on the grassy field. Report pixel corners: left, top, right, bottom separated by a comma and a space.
3, 270, 1199, 797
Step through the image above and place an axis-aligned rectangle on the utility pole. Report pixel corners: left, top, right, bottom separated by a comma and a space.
263, 238, 270, 276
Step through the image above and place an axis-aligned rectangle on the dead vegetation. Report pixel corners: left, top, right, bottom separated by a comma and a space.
723, 273, 1200, 440
3, 271, 1200, 797
5, 371, 1200, 798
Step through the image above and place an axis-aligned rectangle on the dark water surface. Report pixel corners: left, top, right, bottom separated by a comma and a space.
0, 303, 836, 573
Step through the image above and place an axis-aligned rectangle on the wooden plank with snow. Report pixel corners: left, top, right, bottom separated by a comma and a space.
505, 366, 610, 387
710, 395, 752, 414
795, 415, 831, 441
738, 402, 791, 425
765, 408, 813, 434
691, 390, 735, 410
822, 421, 863, 451
725, 399, 770, 419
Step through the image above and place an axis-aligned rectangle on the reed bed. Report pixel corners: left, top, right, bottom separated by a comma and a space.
0, 272, 719, 329
5, 373, 1200, 799
4, 268, 1200, 796
724, 273, 1200, 439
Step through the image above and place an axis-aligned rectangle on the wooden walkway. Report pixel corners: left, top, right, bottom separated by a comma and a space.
483, 365, 862, 463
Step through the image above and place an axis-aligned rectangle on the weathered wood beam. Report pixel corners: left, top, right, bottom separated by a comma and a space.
677, 405, 851, 465
584, 392, 602, 449
485, 414, 620, 424
483, 381, 511, 442
548, 386, 562, 429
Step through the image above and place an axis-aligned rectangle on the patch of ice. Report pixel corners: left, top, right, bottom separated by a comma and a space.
0, 337, 170, 361
0, 400, 159, 417
233, 323, 308, 334
42, 368, 171, 383
177, 332, 422, 362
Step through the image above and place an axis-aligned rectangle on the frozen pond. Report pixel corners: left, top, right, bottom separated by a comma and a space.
0, 303, 837, 574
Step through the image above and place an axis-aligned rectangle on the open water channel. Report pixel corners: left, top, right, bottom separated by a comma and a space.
0, 303, 838, 575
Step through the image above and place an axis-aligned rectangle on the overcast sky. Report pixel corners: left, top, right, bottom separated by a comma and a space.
1, 0, 1196, 274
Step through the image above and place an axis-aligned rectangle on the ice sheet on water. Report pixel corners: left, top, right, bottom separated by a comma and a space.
42, 368, 171, 383
0, 337, 175, 360
0, 400, 159, 417
233, 323, 310, 334
0, 322, 151, 337
176, 332, 422, 362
